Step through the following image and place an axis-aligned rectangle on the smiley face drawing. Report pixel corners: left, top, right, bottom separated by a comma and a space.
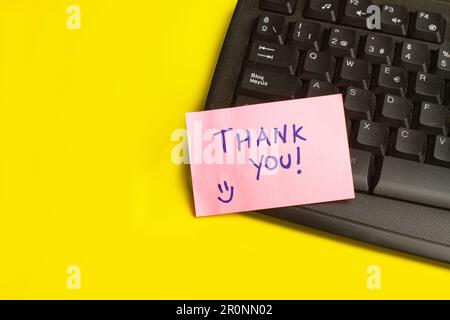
217, 181, 234, 204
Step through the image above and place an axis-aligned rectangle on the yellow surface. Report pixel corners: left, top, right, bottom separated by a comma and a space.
0, 0, 449, 299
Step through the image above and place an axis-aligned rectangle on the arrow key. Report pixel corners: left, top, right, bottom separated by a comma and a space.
380, 4, 409, 36
248, 40, 299, 75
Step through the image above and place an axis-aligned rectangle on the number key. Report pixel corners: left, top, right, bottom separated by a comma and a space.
362, 34, 394, 64
325, 26, 358, 58
397, 41, 430, 72
254, 14, 288, 44
433, 48, 450, 79
291, 20, 321, 50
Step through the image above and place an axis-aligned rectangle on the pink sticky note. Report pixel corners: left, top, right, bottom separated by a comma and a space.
186, 94, 355, 217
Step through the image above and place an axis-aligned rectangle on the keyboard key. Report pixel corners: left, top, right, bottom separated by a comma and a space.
380, 4, 409, 36
417, 102, 449, 136
239, 68, 300, 98
430, 135, 450, 168
353, 120, 390, 156
411, 72, 444, 104
340, 0, 372, 28
433, 48, 450, 79
346, 119, 353, 138
298, 50, 336, 82
374, 64, 408, 97
377, 94, 413, 128
411, 10, 446, 43
391, 128, 427, 162
350, 148, 375, 193
234, 96, 267, 106
325, 26, 358, 58
304, 0, 340, 22
344, 87, 376, 120
304, 80, 339, 97
374, 156, 450, 209
398, 41, 430, 72
336, 57, 372, 89
254, 14, 288, 44
362, 34, 394, 65
260, 0, 297, 15
248, 41, 299, 75
291, 20, 321, 50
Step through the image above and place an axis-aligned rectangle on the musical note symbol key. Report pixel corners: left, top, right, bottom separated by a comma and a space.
304, 0, 340, 22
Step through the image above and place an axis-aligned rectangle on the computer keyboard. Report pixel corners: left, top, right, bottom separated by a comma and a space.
205, 0, 450, 263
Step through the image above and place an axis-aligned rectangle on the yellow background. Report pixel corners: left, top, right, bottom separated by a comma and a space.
0, 0, 449, 299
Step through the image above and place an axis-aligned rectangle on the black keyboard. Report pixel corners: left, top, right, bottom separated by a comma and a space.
205, 0, 450, 263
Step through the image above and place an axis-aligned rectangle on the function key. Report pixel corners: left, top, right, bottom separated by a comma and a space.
411, 10, 446, 43
380, 4, 409, 36
325, 26, 358, 58
340, 0, 372, 29
248, 41, 299, 75
254, 14, 288, 44
304, 0, 341, 22
362, 34, 394, 65
397, 41, 430, 72
433, 48, 450, 79
260, 0, 298, 15
291, 20, 321, 50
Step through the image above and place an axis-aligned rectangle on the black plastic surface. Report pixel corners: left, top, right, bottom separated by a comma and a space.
205, 0, 450, 263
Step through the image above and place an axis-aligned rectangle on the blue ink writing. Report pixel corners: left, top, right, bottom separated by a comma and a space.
237, 129, 251, 152
213, 128, 233, 153
217, 180, 235, 203
212, 124, 307, 181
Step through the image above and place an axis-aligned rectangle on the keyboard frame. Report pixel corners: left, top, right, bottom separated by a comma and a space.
205, 0, 450, 263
